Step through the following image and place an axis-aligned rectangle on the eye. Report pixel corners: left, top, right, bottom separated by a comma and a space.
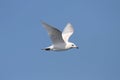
72, 44, 74, 46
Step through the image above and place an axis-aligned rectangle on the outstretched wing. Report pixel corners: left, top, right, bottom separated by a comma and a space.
62, 23, 74, 42
41, 22, 65, 45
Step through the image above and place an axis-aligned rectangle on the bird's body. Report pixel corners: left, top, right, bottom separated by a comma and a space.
41, 22, 78, 51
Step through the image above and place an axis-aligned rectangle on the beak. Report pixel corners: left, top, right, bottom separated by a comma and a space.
76, 46, 79, 49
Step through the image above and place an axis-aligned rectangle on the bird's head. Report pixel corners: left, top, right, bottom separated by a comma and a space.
67, 42, 78, 49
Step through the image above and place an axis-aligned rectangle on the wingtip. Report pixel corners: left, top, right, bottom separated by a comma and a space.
40, 20, 45, 24
41, 21, 50, 26
67, 22, 72, 26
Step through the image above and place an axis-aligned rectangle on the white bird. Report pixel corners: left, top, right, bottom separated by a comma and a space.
41, 22, 78, 51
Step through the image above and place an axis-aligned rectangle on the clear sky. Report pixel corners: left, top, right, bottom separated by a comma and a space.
0, 0, 120, 80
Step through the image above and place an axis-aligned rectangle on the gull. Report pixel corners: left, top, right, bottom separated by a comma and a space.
41, 22, 78, 51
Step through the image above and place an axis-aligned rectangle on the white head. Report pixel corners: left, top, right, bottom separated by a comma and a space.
66, 42, 78, 49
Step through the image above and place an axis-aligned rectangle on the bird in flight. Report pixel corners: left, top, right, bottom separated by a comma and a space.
41, 21, 78, 51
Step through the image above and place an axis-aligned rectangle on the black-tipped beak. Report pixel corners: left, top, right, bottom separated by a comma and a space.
76, 47, 79, 49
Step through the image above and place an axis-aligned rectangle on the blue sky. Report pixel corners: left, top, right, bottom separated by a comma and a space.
0, 0, 120, 80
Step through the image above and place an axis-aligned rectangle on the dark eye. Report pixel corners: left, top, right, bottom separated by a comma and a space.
72, 44, 74, 46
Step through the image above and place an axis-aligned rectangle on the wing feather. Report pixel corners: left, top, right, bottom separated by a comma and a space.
41, 22, 65, 45
62, 23, 74, 42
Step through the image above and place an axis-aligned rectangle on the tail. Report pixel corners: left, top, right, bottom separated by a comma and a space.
41, 48, 51, 51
